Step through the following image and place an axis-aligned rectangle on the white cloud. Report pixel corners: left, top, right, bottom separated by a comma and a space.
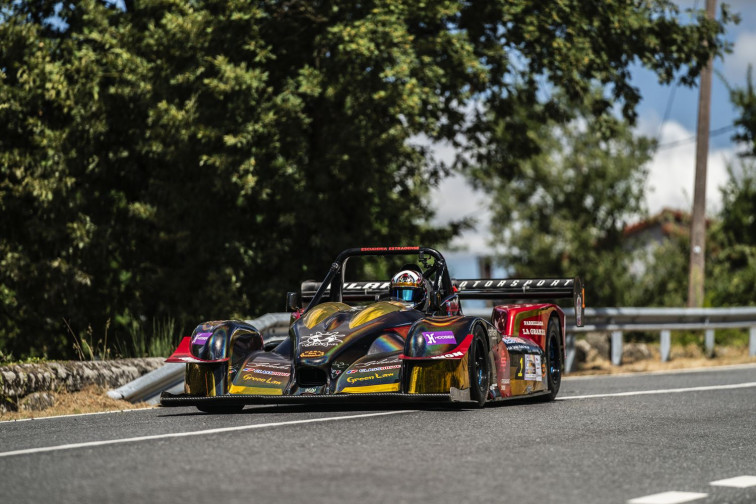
723, 31, 756, 84
644, 121, 734, 215
429, 172, 493, 255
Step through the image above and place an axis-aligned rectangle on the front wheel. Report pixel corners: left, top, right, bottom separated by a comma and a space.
539, 316, 562, 401
468, 328, 490, 407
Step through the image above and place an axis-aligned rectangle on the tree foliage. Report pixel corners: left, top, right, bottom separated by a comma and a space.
0, 0, 731, 357
731, 65, 756, 157
477, 101, 656, 306
708, 162, 756, 305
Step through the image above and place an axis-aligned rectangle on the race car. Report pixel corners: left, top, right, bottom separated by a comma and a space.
160, 246, 584, 412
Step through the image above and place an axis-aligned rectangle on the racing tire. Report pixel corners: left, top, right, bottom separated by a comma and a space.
538, 316, 562, 402
468, 327, 490, 408
196, 404, 244, 414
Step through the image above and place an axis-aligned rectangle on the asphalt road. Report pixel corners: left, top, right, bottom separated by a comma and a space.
1, 364, 755, 504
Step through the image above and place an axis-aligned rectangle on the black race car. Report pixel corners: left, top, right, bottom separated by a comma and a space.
160, 246, 584, 412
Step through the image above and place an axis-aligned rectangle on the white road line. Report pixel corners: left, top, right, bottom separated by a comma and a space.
0, 409, 416, 458
627, 491, 708, 504
710, 475, 756, 488
559, 381, 756, 400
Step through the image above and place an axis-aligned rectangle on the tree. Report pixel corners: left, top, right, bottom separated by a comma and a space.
731, 65, 756, 157
474, 101, 655, 306
0, 0, 732, 357
708, 162, 756, 305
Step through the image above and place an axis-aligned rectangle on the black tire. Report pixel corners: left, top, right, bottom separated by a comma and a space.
468, 328, 490, 407
539, 316, 562, 401
196, 403, 244, 414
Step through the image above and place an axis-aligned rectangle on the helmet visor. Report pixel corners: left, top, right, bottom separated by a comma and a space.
395, 287, 422, 303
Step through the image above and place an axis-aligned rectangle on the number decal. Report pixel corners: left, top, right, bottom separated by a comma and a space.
516, 356, 523, 378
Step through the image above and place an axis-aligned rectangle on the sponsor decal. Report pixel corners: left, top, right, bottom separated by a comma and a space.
354, 357, 400, 368
301, 331, 344, 347
250, 369, 289, 377
504, 337, 539, 353
542, 362, 547, 378
346, 371, 397, 384
300, 350, 324, 358
346, 364, 402, 374
522, 320, 544, 327
422, 331, 456, 345
192, 332, 212, 345
457, 278, 573, 289
360, 246, 419, 252
520, 328, 546, 337
242, 374, 283, 386
344, 282, 390, 290
524, 355, 541, 381
332, 361, 348, 370
430, 351, 464, 360
331, 370, 342, 378
242, 362, 290, 372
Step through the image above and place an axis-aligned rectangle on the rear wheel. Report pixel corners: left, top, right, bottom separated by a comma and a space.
539, 316, 562, 401
468, 328, 490, 407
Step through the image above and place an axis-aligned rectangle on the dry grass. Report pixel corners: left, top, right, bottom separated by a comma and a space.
0, 385, 154, 422
569, 345, 756, 376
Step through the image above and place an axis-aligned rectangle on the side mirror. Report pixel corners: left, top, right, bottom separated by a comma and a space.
285, 291, 300, 312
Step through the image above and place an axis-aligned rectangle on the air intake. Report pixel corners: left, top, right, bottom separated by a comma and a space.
296, 367, 328, 387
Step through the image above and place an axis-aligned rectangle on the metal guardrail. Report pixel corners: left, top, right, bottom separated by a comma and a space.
111, 307, 756, 403
107, 313, 291, 404
465, 306, 756, 370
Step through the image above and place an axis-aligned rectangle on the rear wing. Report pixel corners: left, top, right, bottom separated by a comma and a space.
300, 281, 390, 303
455, 277, 585, 326
301, 276, 585, 326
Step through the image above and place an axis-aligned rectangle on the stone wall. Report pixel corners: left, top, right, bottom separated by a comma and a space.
0, 358, 165, 412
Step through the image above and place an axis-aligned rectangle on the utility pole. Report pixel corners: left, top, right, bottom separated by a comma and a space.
687, 0, 717, 308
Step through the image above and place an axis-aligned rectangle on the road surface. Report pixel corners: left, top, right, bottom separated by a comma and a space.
1, 364, 754, 504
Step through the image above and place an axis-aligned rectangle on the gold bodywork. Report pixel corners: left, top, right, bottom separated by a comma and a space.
185, 362, 228, 396
406, 356, 469, 394
348, 301, 406, 329
302, 302, 352, 329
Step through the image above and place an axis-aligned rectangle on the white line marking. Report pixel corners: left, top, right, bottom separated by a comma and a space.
565, 362, 756, 381
627, 491, 708, 504
559, 381, 756, 400
710, 475, 756, 488
0, 410, 415, 458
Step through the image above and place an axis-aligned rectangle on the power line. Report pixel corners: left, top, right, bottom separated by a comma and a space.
656, 125, 735, 150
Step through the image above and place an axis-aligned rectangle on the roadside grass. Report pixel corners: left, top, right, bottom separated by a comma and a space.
0, 385, 153, 422
570, 343, 756, 375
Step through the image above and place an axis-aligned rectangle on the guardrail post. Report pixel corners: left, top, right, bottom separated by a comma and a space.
611, 331, 623, 365
750, 326, 756, 357
705, 329, 715, 357
660, 330, 671, 362
565, 332, 576, 373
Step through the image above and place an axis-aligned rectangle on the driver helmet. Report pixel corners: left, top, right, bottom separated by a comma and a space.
389, 269, 428, 309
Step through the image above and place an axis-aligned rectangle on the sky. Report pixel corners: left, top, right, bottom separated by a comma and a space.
431, 0, 756, 259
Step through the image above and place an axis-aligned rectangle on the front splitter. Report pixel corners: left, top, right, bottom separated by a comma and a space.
160, 391, 456, 407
